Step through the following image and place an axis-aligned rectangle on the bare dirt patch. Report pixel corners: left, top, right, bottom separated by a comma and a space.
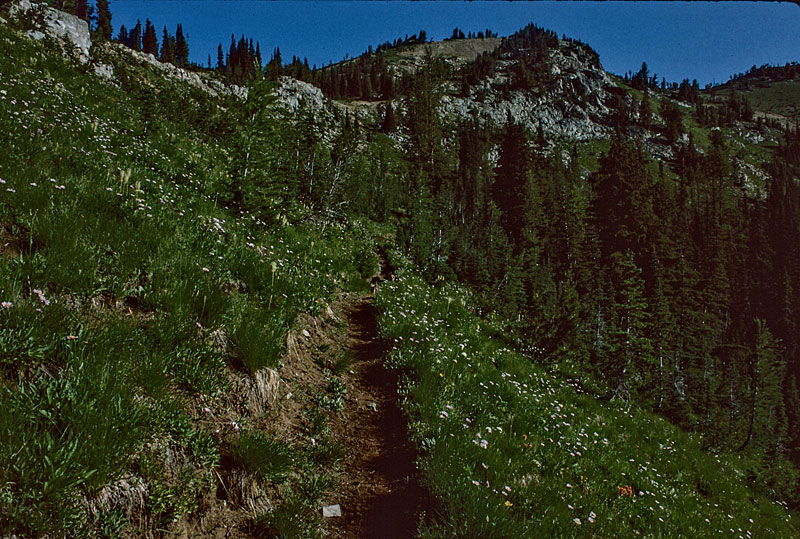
393, 37, 502, 73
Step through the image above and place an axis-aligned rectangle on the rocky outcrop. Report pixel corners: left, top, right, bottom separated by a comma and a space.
96, 41, 248, 100
274, 76, 326, 113
9, 0, 91, 64
439, 40, 615, 141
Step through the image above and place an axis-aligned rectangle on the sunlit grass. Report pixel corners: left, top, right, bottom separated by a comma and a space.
375, 258, 798, 537
0, 20, 374, 536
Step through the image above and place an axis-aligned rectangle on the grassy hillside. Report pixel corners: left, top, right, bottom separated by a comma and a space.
376, 253, 798, 537
0, 21, 379, 536
712, 63, 800, 126
2, 8, 800, 538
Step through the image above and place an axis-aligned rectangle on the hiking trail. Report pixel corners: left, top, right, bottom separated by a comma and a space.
325, 265, 430, 537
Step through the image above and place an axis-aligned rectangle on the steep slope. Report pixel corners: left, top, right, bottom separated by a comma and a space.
375, 255, 799, 537
0, 11, 383, 537
2, 4, 800, 537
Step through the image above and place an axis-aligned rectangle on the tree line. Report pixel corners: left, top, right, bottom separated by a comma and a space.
116, 20, 191, 68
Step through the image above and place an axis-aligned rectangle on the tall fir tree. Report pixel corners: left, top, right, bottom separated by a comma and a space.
160, 27, 174, 64
493, 112, 530, 242
217, 44, 225, 72
142, 19, 158, 56
590, 131, 655, 261
604, 250, 655, 402
94, 0, 112, 40
130, 20, 142, 52
175, 24, 189, 67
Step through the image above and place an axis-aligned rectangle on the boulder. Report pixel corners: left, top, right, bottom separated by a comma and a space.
93, 62, 114, 80
11, 0, 91, 64
274, 76, 326, 113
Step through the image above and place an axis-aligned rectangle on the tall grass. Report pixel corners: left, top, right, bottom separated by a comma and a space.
231, 431, 294, 483
0, 19, 376, 535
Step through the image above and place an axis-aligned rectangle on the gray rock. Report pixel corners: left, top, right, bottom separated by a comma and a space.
25, 30, 45, 41
322, 504, 342, 517
439, 40, 614, 142
274, 76, 326, 113
12, 0, 91, 64
8, 0, 34, 17
93, 63, 114, 80
367, 401, 378, 412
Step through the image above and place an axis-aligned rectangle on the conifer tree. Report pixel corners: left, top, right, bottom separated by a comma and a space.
742, 320, 788, 457
660, 98, 684, 146
94, 0, 112, 40
175, 24, 189, 67
590, 131, 655, 260
143, 19, 158, 56
381, 102, 396, 134
217, 44, 225, 72
632, 62, 649, 91
71, 0, 89, 22
130, 20, 142, 52
406, 49, 445, 183
604, 250, 655, 402
160, 27, 174, 64
230, 65, 294, 221
116, 25, 128, 46
493, 113, 530, 241
267, 48, 283, 80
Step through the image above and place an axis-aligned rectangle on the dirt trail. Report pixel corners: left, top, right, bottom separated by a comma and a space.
177, 254, 429, 538
322, 248, 430, 537
327, 294, 429, 538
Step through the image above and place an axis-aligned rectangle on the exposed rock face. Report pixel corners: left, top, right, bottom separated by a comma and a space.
9, 0, 91, 64
93, 62, 114, 80
440, 40, 615, 141
274, 76, 326, 113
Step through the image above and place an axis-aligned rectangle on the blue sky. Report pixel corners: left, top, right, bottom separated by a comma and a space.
109, 1, 800, 86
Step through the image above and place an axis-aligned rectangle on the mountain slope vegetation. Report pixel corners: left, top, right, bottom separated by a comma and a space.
0, 15, 380, 536
1, 4, 799, 537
